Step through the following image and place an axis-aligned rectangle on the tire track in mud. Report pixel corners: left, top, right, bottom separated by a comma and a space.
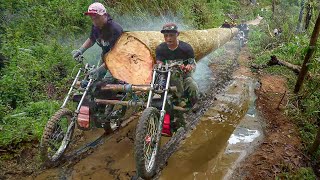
31, 39, 241, 180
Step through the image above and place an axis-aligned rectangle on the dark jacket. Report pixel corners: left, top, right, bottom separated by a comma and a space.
89, 15, 123, 54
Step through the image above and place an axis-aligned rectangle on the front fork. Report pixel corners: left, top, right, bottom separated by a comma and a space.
146, 68, 172, 141
61, 68, 83, 109
60, 64, 94, 122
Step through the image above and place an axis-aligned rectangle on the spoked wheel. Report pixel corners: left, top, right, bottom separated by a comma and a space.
40, 108, 75, 164
135, 107, 161, 179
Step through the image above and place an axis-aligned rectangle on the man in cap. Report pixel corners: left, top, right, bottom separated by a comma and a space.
72, 2, 123, 80
71, 2, 123, 132
237, 19, 249, 39
156, 23, 199, 132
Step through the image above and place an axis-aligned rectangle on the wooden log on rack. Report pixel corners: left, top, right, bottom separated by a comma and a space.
95, 99, 144, 106
104, 28, 238, 85
95, 99, 188, 112
100, 84, 177, 92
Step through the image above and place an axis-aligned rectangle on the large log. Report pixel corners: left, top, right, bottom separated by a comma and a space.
95, 99, 188, 112
104, 28, 238, 85
101, 84, 177, 92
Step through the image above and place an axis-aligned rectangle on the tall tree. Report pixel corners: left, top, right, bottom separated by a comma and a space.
272, 0, 276, 17
305, 0, 313, 30
296, 0, 305, 33
294, 12, 320, 93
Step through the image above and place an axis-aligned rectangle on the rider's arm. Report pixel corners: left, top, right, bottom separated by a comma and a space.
155, 45, 165, 64
80, 38, 94, 52
77, 25, 96, 54
183, 44, 196, 72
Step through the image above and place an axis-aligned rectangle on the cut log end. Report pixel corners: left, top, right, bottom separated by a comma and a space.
105, 34, 154, 85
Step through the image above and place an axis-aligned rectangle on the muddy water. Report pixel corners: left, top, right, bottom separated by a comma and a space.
160, 74, 263, 180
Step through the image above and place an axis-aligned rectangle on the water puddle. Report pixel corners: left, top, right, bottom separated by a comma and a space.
228, 128, 260, 145
160, 74, 264, 180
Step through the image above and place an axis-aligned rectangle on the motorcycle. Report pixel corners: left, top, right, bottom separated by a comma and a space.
40, 55, 135, 164
237, 30, 248, 50
134, 61, 191, 179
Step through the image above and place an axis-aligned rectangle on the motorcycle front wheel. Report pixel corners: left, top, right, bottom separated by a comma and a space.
40, 108, 75, 164
134, 107, 161, 179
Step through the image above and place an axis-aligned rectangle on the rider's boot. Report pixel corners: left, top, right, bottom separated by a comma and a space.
171, 112, 186, 133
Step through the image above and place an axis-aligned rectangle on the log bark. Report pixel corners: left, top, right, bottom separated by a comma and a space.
101, 84, 177, 93
95, 99, 188, 112
294, 12, 320, 93
104, 28, 238, 85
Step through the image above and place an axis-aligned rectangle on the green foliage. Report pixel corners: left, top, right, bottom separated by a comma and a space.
106, 0, 240, 29
0, 42, 76, 111
0, 0, 94, 146
247, 0, 320, 176
0, 100, 60, 147
276, 167, 316, 180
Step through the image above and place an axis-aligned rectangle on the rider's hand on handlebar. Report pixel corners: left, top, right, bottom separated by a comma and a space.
87, 64, 106, 79
71, 49, 82, 60
180, 64, 194, 73
71, 47, 87, 62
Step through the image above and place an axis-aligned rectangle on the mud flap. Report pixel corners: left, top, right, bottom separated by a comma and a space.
161, 113, 172, 137
77, 106, 90, 129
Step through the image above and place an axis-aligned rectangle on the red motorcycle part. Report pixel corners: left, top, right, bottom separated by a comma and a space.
77, 106, 90, 129
161, 113, 172, 137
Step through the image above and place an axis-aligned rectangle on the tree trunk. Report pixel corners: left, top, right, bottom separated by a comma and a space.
251, 55, 301, 74
309, 113, 320, 154
272, 0, 276, 17
296, 0, 305, 33
294, 12, 320, 93
305, 1, 313, 30
250, 0, 257, 5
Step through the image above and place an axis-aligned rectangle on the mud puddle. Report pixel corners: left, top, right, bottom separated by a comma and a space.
159, 72, 264, 179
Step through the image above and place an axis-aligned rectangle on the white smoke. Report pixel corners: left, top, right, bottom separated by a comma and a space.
113, 12, 194, 31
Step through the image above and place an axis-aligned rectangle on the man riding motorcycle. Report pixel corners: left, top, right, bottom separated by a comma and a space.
71, 2, 123, 130
236, 19, 249, 39
155, 23, 200, 134
72, 2, 123, 80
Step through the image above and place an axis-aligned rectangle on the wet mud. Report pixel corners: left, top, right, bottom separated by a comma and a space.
159, 68, 264, 180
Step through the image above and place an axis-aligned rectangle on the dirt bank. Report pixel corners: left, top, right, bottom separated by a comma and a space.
231, 47, 308, 179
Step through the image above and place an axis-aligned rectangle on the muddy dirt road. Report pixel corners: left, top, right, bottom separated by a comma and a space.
26, 38, 264, 180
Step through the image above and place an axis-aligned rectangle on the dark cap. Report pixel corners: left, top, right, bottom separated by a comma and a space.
161, 23, 178, 33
